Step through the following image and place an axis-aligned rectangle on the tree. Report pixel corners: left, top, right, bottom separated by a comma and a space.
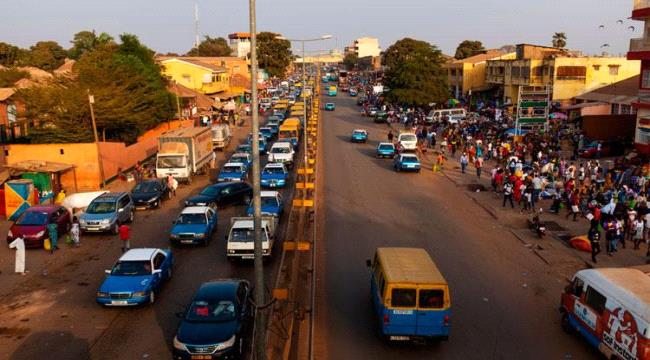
22, 41, 68, 71
0, 42, 26, 67
499, 44, 516, 53
68, 30, 114, 60
454, 40, 485, 60
257, 32, 292, 78
383, 38, 448, 107
343, 53, 359, 70
186, 36, 232, 57
0, 68, 30, 87
19, 34, 175, 144
552, 32, 567, 48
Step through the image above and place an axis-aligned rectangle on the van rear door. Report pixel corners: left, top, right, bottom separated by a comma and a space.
416, 287, 449, 336
386, 286, 417, 337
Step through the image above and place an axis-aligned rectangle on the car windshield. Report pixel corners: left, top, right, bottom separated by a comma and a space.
264, 167, 285, 174
403, 156, 419, 163
86, 201, 116, 214
236, 146, 251, 153
16, 211, 48, 226
133, 182, 158, 193
271, 147, 290, 154
157, 156, 185, 169
261, 197, 279, 206
231, 156, 247, 163
200, 186, 220, 196
261, 128, 271, 134
222, 166, 241, 173
400, 135, 417, 142
231, 228, 254, 242
176, 213, 206, 225
111, 260, 151, 276
379, 145, 394, 150
187, 300, 236, 322
353, 131, 366, 136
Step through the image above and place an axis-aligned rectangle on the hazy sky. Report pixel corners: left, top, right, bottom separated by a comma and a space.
0, 0, 638, 57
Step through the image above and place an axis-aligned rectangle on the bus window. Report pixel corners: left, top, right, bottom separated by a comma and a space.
419, 289, 444, 309
585, 286, 607, 315
391, 288, 416, 308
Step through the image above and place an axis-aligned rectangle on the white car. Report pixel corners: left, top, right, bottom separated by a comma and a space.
398, 132, 418, 151
267, 141, 295, 167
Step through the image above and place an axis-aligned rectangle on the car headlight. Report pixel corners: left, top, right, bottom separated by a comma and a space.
147, 197, 157, 203
36, 230, 45, 237
79, 219, 86, 225
196, 202, 207, 206
97, 292, 109, 298
173, 336, 188, 351
132, 291, 148, 297
100, 219, 111, 225
170, 234, 179, 239
196, 233, 205, 239
228, 250, 235, 254
215, 335, 237, 351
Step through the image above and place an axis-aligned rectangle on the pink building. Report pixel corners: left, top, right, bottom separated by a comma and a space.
628, 0, 650, 153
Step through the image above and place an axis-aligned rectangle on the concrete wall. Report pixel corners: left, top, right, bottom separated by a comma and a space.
161, 59, 229, 94
552, 57, 640, 100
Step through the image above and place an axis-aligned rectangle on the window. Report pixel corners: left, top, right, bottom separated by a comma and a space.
511, 66, 521, 77
391, 288, 416, 308
585, 286, 607, 315
609, 65, 620, 76
450, 69, 456, 76
611, 103, 620, 115
571, 277, 584, 298
419, 289, 445, 309
621, 104, 632, 115
533, 66, 544, 76
556, 66, 587, 79
118, 196, 130, 209
593, 65, 601, 71
642, 69, 650, 89
153, 253, 166, 269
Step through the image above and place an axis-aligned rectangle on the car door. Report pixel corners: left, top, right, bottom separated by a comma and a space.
152, 252, 167, 288
206, 208, 217, 235
219, 186, 233, 206
117, 196, 129, 223
237, 282, 252, 329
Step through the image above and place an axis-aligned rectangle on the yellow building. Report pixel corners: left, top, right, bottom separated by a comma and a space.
159, 58, 229, 95
445, 50, 516, 98
486, 44, 640, 106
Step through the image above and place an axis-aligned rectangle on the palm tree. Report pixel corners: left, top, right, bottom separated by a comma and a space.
552, 32, 567, 49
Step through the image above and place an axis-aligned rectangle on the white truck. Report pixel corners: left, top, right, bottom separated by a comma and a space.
211, 124, 232, 150
267, 141, 295, 168
156, 127, 214, 184
226, 216, 278, 260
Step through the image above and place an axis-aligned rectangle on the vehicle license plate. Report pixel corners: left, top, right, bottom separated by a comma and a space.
242, 255, 254, 259
390, 336, 410, 341
111, 300, 128, 305
87, 227, 100, 232
393, 310, 413, 315
136, 207, 147, 210
191, 355, 211, 360
181, 239, 194, 244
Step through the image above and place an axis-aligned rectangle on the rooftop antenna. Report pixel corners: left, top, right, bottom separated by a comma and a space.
194, 3, 200, 48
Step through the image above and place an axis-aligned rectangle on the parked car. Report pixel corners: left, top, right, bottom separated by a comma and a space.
351, 129, 368, 143
79, 192, 134, 235
217, 163, 248, 183
579, 140, 625, 158
96, 248, 173, 306
260, 127, 274, 141
394, 154, 422, 172
246, 191, 283, 218
173, 280, 252, 359
261, 163, 289, 188
376, 142, 396, 158
373, 111, 388, 123
169, 206, 218, 246
7, 205, 71, 249
185, 182, 253, 209
229, 153, 252, 172
131, 179, 170, 210
365, 107, 378, 117
325, 103, 336, 111
235, 144, 253, 155
61, 190, 108, 222
349, 88, 358, 97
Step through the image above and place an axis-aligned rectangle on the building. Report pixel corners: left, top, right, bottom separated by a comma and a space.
487, 44, 640, 106
348, 37, 381, 58
228, 32, 251, 58
628, 0, 650, 153
158, 56, 249, 79
571, 75, 638, 117
159, 58, 229, 95
445, 50, 516, 99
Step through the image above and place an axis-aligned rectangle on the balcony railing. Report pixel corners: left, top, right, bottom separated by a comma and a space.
630, 38, 650, 52
635, 0, 650, 10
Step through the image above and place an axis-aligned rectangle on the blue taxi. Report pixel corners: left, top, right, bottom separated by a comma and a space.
351, 129, 368, 143
217, 162, 248, 182
325, 103, 336, 111
169, 206, 217, 246
376, 142, 396, 158
246, 191, 283, 218
394, 154, 421, 172
260, 163, 288, 188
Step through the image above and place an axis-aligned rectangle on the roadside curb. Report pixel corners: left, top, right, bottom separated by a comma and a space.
465, 192, 499, 220
509, 229, 531, 246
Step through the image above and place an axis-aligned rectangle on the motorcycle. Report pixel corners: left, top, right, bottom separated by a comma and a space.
528, 210, 546, 238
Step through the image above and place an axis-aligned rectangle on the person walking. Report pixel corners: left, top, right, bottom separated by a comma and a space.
71, 219, 80, 247
503, 181, 515, 208
475, 157, 483, 178
605, 218, 618, 256
460, 153, 468, 174
167, 174, 178, 197
588, 224, 601, 263
119, 224, 131, 253
387, 130, 394, 143
47, 222, 58, 254
9, 236, 25, 274
633, 216, 644, 250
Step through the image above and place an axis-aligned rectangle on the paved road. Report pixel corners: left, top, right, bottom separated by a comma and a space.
0, 122, 288, 360
314, 93, 598, 359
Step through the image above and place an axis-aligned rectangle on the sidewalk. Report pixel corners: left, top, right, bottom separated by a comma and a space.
417, 141, 647, 279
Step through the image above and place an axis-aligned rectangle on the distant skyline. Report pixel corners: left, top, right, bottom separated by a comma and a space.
0, 0, 638, 57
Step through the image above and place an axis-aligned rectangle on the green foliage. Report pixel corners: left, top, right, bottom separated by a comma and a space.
186, 36, 232, 57
0, 42, 26, 67
21, 41, 68, 71
19, 34, 175, 144
383, 38, 448, 107
0, 68, 30, 87
454, 40, 485, 60
257, 32, 292, 78
68, 30, 114, 60
552, 32, 567, 49
343, 53, 359, 70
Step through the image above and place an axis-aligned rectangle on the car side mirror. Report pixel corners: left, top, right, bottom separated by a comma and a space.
153, 269, 162, 275
366, 259, 371, 268
118, 208, 124, 213
105, 269, 111, 274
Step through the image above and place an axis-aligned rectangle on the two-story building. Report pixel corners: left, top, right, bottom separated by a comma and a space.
487, 44, 639, 106
228, 32, 251, 58
628, 0, 650, 153
445, 50, 516, 99
159, 58, 229, 96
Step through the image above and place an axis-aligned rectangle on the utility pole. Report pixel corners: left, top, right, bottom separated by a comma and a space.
248, 0, 265, 358
194, 3, 200, 49
87, 91, 105, 189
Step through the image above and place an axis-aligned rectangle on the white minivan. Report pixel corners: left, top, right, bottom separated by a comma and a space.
426, 108, 467, 124
398, 132, 418, 152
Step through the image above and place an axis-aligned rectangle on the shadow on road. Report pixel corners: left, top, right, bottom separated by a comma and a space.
10, 331, 90, 360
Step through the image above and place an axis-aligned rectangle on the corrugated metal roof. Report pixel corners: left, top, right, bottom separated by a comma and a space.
0, 88, 15, 101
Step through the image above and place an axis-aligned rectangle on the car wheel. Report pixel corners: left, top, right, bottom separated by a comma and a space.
155, 200, 161, 209
242, 195, 251, 205
149, 291, 155, 305
129, 210, 135, 223
167, 267, 172, 279
560, 313, 573, 334
111, 223, 119, 235
238, 337, 244, 356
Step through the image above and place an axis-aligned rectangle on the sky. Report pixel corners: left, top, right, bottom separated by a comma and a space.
0, 0, 639, 57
